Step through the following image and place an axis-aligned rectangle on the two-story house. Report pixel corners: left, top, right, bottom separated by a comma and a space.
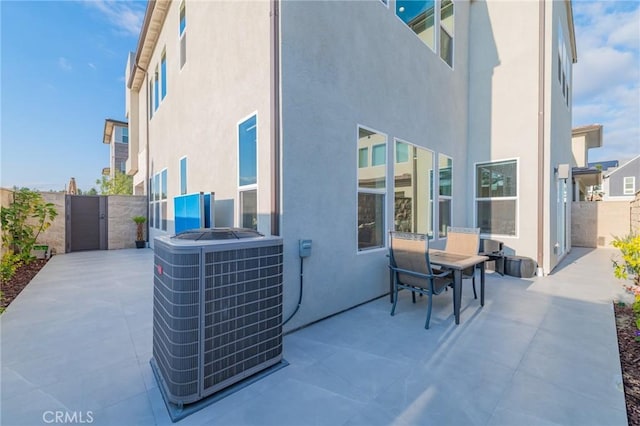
102, 118, 129, 178
125, 0, 577, 330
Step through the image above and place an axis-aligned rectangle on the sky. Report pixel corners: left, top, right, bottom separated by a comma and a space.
0, 0, 639, 192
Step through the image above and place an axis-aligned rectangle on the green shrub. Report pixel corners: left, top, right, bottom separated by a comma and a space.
0, 188, 57, 263
612, 233, 640, 287
1, 251, 22, 283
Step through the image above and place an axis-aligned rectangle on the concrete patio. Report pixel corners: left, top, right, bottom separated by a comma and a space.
0, 247, 630, 425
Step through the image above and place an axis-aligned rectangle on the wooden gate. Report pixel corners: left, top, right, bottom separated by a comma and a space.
65, 195, 108, 252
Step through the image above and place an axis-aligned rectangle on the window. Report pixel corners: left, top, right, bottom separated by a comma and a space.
114, 126, 128, 144
150, 169, 168, 231
372, 144, 386, 166
394, 141, 434, 236
179, 2, 186, 68
438, 154, 452, 237
154, 66, 159, 112
149, 81, 154, 119
180, 157, 187, 195
475, 160, 518, 236
624, 177, 636, 195
440, 0, 454, 67
160, 50, 167, 100
395, 142, 409, 164
557, 22, 570, 107
358, 127, 386, 251
358, 147, 369, 168
396, 0, 436, 51
161, 169, 167, 231
238, 114, 258, 230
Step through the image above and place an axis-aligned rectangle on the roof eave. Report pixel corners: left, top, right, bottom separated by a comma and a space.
565, 0, 578, 63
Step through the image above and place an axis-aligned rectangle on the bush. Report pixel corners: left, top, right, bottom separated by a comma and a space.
0, 188, 58, 263
1, 251, 22, 283
612, 233, 640, 287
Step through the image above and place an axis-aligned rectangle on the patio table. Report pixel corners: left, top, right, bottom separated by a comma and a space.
428, 249, 488, 324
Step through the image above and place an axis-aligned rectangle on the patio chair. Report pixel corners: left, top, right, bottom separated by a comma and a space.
388, 232, 454, 329
444, 227, 481, 299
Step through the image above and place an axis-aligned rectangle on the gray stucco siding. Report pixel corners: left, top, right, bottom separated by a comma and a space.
279, 1, 470, 329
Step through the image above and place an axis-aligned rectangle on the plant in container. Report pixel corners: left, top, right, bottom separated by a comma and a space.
133, 216, 147, 249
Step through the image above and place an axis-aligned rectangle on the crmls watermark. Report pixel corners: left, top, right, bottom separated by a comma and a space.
42, 411, 94, 424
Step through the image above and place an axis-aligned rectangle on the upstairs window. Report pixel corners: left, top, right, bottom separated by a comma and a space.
440, 0, 454, 67
396, 0, 436, 51
160, 50, 167, 100
153, 66, 159, 112
179, 2, 187, 68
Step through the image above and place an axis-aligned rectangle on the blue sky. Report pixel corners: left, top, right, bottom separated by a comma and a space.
1, 0, 638, 192
1, 0, 145, 192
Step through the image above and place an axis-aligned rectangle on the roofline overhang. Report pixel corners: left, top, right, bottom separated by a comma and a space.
565, 0, 578, 63
572, 124, 603, 149
103, 118, 128, 144
605, 154, 640, 178
127, 0, 171, 92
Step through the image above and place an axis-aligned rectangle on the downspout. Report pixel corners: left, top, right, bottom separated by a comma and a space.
270, 0, 281, 236
145, 71, 151, 244
536, 0, 546, 275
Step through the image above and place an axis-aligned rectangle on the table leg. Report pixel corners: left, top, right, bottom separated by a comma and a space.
480, 262, 485, 306
454, 269, 462, 324
389, 269, 394, 303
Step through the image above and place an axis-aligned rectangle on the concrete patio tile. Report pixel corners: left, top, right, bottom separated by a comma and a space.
441, 312, 539, 370
1, 388, 69, 426
487, 407, 565, 426
90, 390, 155, 426
342, 400, 412, 426
494, 370, 628, 426
0, 247, 629, 426
38, 357, 147, 413
211, 378, 362, 426
517, 328, 625, 409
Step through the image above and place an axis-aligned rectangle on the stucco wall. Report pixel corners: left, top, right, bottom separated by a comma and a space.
142, 0, 272, 245
571, 201, 630, 248
107, 196, 147, 249
280, 0, 470, 329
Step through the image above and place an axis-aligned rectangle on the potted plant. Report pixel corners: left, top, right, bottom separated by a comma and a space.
133, 216, 147, 249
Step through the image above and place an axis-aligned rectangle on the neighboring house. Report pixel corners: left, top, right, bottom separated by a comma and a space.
570, 124, 603, 201
125, 0, 577, 329
602, 155, 640, 201
102, 118, 129, 179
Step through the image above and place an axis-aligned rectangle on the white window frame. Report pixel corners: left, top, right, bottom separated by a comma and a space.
394, 0, 438, 53
237, 112, 259, 229
624, 176, 636, 195
149, 169, 168, 231
474, 158, 519, 238
357, 125, 388, 254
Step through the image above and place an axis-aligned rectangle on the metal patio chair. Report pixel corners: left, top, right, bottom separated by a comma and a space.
445, 227, 481, 299
388, 232, 454, 329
